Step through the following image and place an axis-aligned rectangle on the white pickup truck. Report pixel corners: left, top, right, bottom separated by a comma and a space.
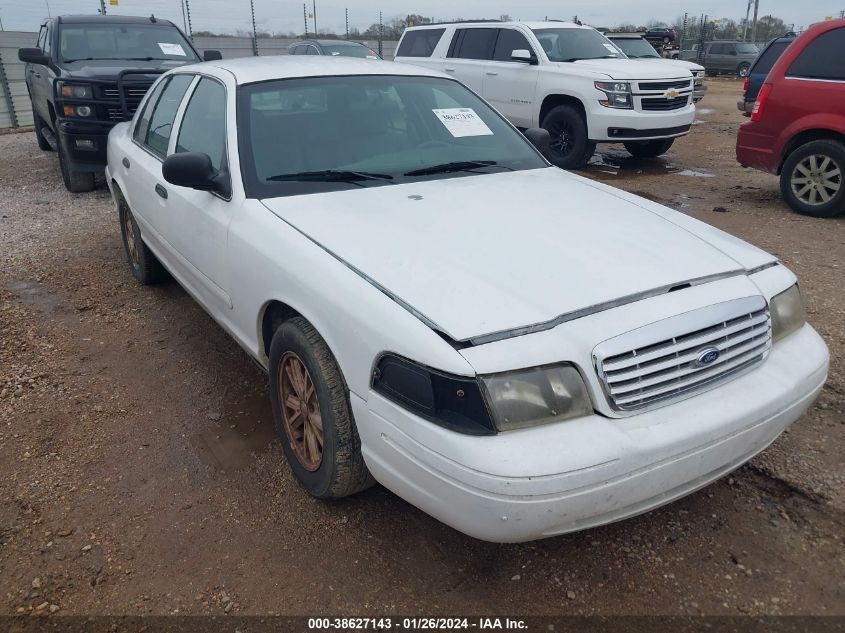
395, 21, 696, 168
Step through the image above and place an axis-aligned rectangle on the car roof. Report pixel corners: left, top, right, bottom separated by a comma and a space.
406, 20, 588, 30
190, 55, 446, 84
55, 14, 177, 26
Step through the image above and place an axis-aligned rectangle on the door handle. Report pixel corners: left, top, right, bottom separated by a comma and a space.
155, 184, 168, 199
486, 71, 498, 76
122, 157, 130, 168
444, 67, 456, 72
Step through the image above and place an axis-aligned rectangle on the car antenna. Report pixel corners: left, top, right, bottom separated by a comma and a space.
150, 14, 157, 23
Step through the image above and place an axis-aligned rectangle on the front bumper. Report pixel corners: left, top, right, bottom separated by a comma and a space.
356, 324, 828, 542
693, 81, 707, 102
587, 102, 696, 142
56, 119, 114, 172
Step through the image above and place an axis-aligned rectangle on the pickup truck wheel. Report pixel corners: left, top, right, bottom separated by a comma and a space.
32, 108, 52, 151
117, 194, 168, 284
542, 105, 594, 169
269, 317, 374, 499
737, 63, 751, 78
623, 138, 675, 158
780, 140, 845, 218
57, 140, 95, 193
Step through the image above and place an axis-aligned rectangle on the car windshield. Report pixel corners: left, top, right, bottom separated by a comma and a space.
238, 75, 548, 198
532, 28, 622, 62
736, 43, 760, 54
610, 38, 660, 58
59, 24, 199, 62
321, 44, 380, 59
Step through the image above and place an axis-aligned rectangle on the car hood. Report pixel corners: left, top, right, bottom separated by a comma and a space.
59, 58, 194, 80
553, 58, 692, 80
633, 58, 704, 72
261, 168, 774, 343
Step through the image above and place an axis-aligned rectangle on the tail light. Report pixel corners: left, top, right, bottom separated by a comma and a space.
751, 83, 772, 122
742, 76, 750, 94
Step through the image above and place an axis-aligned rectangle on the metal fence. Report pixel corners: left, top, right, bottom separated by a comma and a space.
0, 31, 398, 130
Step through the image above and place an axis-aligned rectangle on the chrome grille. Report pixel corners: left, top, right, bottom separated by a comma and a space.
101, 86, 151, 99
641, 95, 690, 111
638, 79, 691, 91
594, 297, 771, 412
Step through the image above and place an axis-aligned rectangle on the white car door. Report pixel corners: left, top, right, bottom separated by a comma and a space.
443, 27, 497, 95
482, 28, 541, 128
158, 75, 234, 313
121, 74, 195, 255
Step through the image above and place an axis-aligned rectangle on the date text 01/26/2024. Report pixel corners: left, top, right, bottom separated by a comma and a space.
307, 618, 528, 630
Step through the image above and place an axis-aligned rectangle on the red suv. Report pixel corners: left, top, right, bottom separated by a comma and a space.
736, 19, 845, 218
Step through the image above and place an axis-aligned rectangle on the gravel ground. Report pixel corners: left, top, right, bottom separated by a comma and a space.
0, 79, 843, 618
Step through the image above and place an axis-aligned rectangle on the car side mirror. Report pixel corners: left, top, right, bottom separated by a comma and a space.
523, 127, 551, 157
18, 47, 50, 65
203, 50, 223, 61
162, 152, 230, 197
511, 49, 537, 65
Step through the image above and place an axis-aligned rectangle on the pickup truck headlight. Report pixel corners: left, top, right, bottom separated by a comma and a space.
481, 364, 592, 431
770, 284, 806, 342
595, 81, 633, 109
372, 356, 593, 435
57, 81, 93, 99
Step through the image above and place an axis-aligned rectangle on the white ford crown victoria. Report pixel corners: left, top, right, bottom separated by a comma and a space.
105, 57, 828, 542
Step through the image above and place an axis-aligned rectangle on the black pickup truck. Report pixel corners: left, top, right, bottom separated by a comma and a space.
18, 15, 221, 192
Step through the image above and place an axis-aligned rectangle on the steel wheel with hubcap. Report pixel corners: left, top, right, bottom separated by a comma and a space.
279, 351, 324, 471
116, 190, 169, 283
780, 140, 845, 218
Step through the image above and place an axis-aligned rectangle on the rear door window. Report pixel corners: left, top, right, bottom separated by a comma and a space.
139, 74, 194, 157
786, 28, 845, 81
492, 29, 533, 62
751, 39, 791, 73
396, 29, 445, 57
450, 28, 497, 60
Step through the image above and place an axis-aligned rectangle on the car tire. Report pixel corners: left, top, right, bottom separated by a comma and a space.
737, 63, 751, 78
32, 108, 53, 152
268, 317, 374, 499
624, 138, 675, 158
779, 140, 845, 218
57, 138, 95, 193
663, 36, 671, 43
117, 191, 169, 284
541, 104, 595, 169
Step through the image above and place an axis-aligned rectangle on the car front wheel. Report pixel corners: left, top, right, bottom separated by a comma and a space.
541, 104, 595, 169
780, 140, 845, 218
268, 317, 374, 499
57, 138, 95, 193
32, 107, 53, 152
624, 138, 675, 158
117, 190, 168, 283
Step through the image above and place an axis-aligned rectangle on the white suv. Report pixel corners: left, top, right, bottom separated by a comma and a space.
396, 21, 696, 168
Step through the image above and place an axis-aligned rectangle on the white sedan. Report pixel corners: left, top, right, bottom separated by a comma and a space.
106, 56, 828, 542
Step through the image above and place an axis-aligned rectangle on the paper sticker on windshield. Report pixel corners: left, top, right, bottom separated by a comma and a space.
432, 108, 493, 138
158, 42, 186, 56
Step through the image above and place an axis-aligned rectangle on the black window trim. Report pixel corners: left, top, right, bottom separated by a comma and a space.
490, 27, 536, 64
447, 26, 499, 61
171, 73, 233, 202
784, 28, 845, 83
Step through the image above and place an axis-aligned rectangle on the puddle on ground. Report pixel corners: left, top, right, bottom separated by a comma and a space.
696, 107, 715, 115
191, 390, 277, 472
580, 151, 714, 179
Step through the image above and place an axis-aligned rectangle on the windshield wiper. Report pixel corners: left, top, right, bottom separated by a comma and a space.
62, 56, 182, 63
404, 160, 512, 177
266, 170, 395, 184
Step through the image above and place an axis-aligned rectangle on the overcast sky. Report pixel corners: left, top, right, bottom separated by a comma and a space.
1, 0, 841, 35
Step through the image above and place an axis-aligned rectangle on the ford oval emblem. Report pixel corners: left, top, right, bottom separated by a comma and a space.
696, 347, 721, 367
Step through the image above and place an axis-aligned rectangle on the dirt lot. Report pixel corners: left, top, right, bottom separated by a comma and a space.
1, 79, 843, 618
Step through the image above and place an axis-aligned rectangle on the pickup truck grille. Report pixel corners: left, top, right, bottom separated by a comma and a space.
594, 298, 771, 412
638, 79, 691, 91
97, 83, 153, 121
641, 95, 690, 111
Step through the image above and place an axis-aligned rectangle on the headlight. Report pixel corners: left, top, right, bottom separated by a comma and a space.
770, 284, 806, 342
595, 81, 633, 109
694, 70, 705, 78
371, 356, 593, 435
480, 364, 592, 431
57, 81, 93, 99
62, 105, 93, 117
